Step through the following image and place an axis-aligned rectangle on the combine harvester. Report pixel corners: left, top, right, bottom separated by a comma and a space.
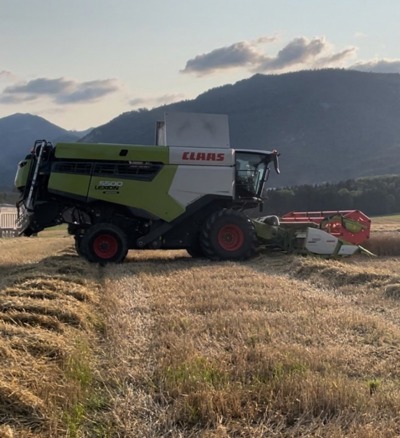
14, 112, 371, 263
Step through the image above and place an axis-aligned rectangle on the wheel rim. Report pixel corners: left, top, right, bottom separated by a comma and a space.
217, 224, 244, 251
93, 234, 119, 259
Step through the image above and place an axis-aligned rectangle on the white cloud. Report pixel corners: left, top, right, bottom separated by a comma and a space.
351, 59, 400, 74
315, 47, 357, 68
154, 93, 186, 105
182, 36, 356, 75
181, 41, 265, 75
1, 77, 120, 104
0, 70, 19, 84
129, 93, 186, 108
129, 97, 147, 106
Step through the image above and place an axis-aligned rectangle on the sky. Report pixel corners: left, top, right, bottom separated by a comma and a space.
1, 0, 400, 131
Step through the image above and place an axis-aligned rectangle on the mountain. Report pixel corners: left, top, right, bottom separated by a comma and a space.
82, 69, 400, 187
3, 69, 400, 190
0, 113, 92, 189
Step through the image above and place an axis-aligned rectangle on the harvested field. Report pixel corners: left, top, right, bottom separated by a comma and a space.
0, 233, 105, 437
2, 218, 400, 436
364, 214, 400, 256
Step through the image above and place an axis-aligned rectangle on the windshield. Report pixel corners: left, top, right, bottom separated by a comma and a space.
235, 151, 270, 200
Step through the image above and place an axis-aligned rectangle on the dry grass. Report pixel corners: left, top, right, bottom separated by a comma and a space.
363, 232, 400, 256
359, 215, 400, 256
100, 245, 400, 437
368, 215, 400, 233
2, 215, 400, 436
0, 237, 105, 437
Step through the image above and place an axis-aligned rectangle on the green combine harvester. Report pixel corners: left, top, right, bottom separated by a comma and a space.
14, 112, 371, 263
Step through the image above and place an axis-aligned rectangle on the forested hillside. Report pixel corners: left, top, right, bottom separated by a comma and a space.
265, 175, 400, 216
83, 69, 400, 187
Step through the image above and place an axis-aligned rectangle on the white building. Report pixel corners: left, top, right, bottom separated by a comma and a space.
0, 204, 18, 237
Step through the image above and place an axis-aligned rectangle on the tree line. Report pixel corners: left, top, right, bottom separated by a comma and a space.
3, 174, 399, 218
264, 175, 400, 217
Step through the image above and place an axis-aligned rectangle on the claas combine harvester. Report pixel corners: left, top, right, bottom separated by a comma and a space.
14, 112, 371, 264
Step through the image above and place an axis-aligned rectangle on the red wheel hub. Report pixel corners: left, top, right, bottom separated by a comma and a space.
93, 234, 118, 259
217, 224, 244, 251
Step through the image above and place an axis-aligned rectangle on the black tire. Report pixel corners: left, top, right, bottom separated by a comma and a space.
186, 245, 205, 258
200, 209, 257, 260
80, 223, 128, 264
74, 235, 85, 257
186, 233, 206, 258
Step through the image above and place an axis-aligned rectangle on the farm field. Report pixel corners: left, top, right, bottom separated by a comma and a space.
1, 218, 400, 436
369, 214, 400, 229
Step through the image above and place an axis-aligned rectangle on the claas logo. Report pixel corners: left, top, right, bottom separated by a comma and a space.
182, 151, 225, 161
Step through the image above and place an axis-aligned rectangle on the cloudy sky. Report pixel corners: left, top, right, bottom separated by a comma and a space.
1, 0, 400, 130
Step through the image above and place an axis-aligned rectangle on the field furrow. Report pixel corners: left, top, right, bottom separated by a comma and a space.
0, 236, 104, 437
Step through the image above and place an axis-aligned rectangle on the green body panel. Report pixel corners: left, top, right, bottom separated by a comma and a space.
55, 143, 170, 163
49, 165, 184, 222
15, 159, 32, 189
87, 166, 183, 221
49, 173, 92, 198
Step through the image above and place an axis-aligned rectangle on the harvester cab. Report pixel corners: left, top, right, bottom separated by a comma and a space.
14, 112, 370, 264
235, 150, 280, 201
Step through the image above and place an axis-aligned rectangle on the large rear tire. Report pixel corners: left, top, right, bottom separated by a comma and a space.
80, 223, 128, 264
200, 209, 257, 260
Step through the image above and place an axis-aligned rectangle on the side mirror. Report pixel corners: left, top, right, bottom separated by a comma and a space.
272, 150, 280, 174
